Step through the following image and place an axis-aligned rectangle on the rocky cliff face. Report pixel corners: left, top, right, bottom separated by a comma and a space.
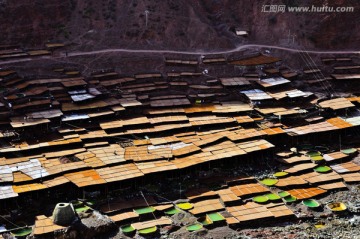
0, 0, 359, 50
27, 211, 117, 239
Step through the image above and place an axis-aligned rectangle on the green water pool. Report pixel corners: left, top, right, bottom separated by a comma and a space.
186, 224, 203, 232
75, 205, 90, 213
86, 200, 95, 206
207, 212, 225, 222
265, 193, 281, 201
341, 148, 357, 155
314, 166, 332, 173
10, 227, 32, 237
311, 155, 324, 161
138, 226, 157, 234
71, 201, 83, 207
315, 146, 329, 153
303, 199, 320, 208
260, 178, 278, 186
134, 206, 155, 215
273, 172, 288, 178
278, 191, 290, 198
283, 195, 297, 203
121, 225, 135, 233
307, 151, 321, 157
200, 218, 213, 225
176, 202, 193, 210
165, 207, 180, 215
253, 195, 269, 203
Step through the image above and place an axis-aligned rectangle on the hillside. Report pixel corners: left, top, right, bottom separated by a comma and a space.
0, 0, 359, 50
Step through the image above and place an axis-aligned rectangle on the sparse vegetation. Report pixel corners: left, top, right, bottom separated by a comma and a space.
102, 0, 117, 23
55, 23, 70, 39
69, 0, 76, 10
0, 0, 358, 51
82, 6, 95, 18
268, 15, 277, 24
307, 35, 317, 44
169, 0, 179, 11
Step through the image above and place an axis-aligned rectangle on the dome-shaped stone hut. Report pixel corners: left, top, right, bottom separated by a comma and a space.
52, 203, 77, 226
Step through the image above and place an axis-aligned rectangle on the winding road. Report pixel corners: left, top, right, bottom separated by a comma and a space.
67, 44, 360, 57
0, 44, 359, 66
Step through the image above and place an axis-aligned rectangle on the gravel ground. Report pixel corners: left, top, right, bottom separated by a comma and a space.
164, 215, 360, 239
105, 186, 360, 239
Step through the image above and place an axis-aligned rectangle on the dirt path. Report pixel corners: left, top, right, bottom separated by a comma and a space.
0, 44, 359, 66
66, 44, 360, 57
